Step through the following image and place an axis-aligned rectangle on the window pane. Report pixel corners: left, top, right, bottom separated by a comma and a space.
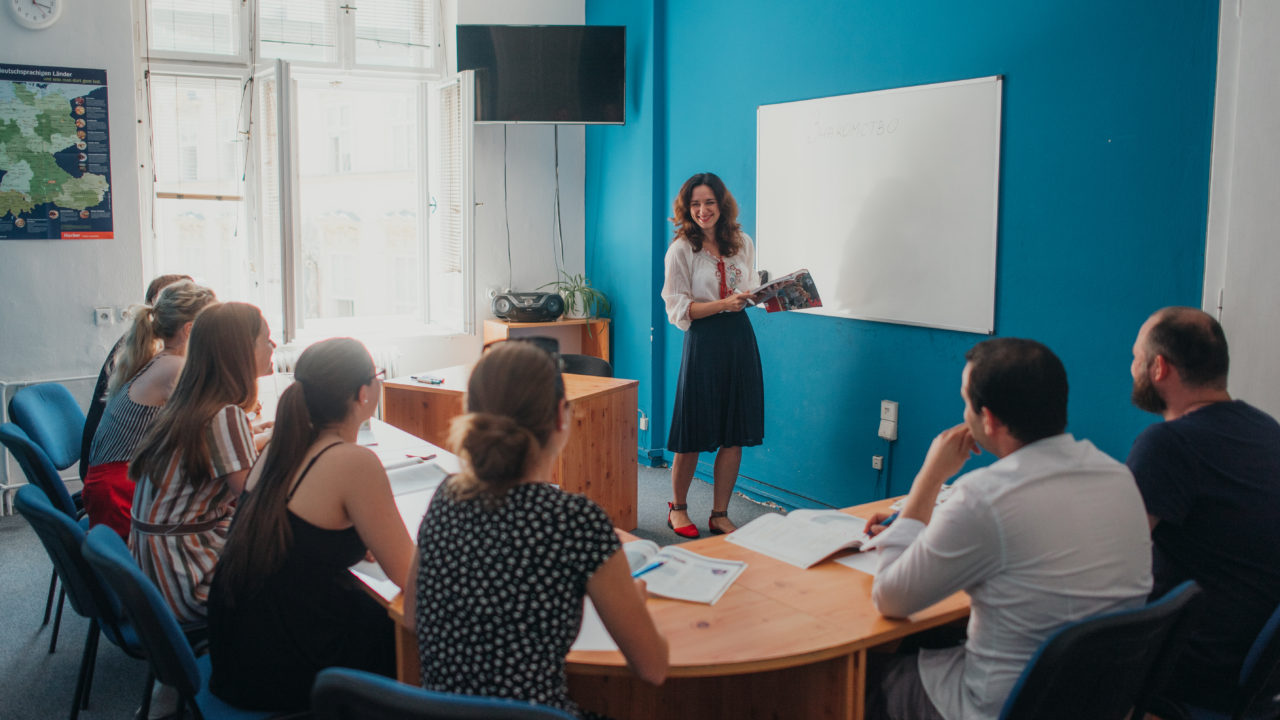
149, 76, 243, 194
354, 0, 435, 69
153, 198, 250, 301
260, 0, 338, 63
295, 79, 422, 325
147, 0, 240, 56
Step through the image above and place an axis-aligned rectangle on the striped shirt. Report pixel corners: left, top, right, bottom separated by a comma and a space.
89, 355, 167, 466
130, 404, 256, 623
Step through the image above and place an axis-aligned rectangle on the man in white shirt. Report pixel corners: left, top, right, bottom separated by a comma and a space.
864, 338, 1153, 720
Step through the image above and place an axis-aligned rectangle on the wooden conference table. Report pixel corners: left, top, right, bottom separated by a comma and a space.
382, 365, 639, 530
362, 420, 970, 720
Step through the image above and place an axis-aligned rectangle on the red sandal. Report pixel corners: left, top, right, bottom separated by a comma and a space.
667, 502, 700, 539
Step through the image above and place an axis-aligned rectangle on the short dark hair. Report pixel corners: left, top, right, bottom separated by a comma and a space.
964, 338, 1068, 445
1145, 307, 1229, 389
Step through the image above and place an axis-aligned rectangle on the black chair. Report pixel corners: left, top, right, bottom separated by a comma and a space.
1152, 599, 1280, 720
311, 667, 578, 720
81, 526, 286, 720
561, 354, 613, 378
14, 485, 146, 720
997, 580, 1202, 720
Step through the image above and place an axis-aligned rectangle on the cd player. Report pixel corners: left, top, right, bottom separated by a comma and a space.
491, 292, 565, 322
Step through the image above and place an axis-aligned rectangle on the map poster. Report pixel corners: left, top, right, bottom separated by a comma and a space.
0, 63, 113, 241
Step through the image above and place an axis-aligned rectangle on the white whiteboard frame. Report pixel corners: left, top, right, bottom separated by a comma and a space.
756, 76, 1002, 334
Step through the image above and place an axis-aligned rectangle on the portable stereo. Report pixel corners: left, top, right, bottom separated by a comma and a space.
491, 292, 565, 322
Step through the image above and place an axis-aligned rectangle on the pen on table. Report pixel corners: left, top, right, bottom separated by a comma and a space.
410, 375, 444, 385
632, 561, 666, 579
406, 453, 437, 462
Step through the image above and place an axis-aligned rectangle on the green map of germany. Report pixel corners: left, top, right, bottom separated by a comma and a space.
0, 82, 108, 218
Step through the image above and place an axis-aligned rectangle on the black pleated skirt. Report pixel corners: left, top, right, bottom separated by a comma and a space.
668, 310, 765, 453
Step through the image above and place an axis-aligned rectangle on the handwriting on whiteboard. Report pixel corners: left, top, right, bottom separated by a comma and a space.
806, 117, 901, 143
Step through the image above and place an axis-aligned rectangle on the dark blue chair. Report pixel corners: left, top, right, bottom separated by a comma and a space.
81, 526, 284, 720
14, 485, 145, 720
1152, 599, 1280, 720
8, 383, 87, 516
998, 581, 1203, 720
560, 353, 613, 378
311, 668, 579, 720
1, 419, 83, 652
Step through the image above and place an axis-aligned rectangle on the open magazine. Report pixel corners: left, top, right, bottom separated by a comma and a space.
749, 268, 822, 313
623, 539, 746, 605
727, 510, 873, 569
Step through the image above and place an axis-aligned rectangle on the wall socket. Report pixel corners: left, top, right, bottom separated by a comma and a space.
872, 455, 884, 470
93, 306, 113, 326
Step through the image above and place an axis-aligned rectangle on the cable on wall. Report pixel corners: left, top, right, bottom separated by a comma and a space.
503, 125, 513, 290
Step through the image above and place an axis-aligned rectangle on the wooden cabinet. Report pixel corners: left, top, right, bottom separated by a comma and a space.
483, 317, 611, 363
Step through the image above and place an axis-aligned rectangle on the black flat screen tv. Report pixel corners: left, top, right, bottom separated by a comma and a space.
456, 25, 625, 125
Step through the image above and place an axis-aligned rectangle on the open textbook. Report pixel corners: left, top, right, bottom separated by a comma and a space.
750, 268, 822, 313
623, 539, 746, 605
727, 510, 875, 569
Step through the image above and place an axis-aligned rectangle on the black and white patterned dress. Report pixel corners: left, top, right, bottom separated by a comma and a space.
415, 481, 620, 719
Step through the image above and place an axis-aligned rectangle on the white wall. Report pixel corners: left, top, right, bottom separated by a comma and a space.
0, 0, 143, 386
1203, 0, 1280, 418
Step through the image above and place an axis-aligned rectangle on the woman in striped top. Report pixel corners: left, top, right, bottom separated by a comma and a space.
84, 280, 215, 538
128, 302, 275, 623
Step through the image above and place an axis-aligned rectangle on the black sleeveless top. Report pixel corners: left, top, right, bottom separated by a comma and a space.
207, 443, 396, 711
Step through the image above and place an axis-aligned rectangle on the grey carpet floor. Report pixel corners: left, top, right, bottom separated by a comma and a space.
0, 465, 778, 719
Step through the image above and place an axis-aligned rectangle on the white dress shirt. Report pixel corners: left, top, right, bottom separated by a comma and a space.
661, 233, 759, 331
872, 433, 1154, 720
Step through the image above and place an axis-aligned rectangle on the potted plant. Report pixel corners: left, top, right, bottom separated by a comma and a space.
540, 272, 611, 319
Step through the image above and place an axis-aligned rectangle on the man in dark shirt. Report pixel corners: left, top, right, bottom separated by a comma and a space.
1126, 306, 1280, 713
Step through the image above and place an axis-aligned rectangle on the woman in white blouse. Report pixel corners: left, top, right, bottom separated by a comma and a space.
659, 172, 765, 537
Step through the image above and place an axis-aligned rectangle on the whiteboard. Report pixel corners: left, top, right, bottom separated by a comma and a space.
756, 76, 1002, 334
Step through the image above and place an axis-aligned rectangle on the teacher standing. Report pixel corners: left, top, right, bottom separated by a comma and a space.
661, 172, 764, 537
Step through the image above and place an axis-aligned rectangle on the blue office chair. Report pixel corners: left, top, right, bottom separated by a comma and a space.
998, 580, 1203, 720
311, 668, 579, 720
1, 420, 83, 652
1151, 599, 1280, 720
14, 485, 146, 720
560, 354, 613, 378
81, 526, 284, 720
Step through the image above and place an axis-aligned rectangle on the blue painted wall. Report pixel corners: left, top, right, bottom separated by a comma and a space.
589, 0, 1219, 509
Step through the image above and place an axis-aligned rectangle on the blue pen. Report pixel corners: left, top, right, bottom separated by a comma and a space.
632, 561, 666, 579
878, 511, 900, 529
857, 511, 900, 549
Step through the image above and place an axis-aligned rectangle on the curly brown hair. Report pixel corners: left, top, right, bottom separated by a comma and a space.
671, 172, 743, 257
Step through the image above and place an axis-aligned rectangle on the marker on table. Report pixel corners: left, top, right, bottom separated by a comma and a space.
632, 561, 666, 579
411, 375, 444, 385
406, 453, 437, 462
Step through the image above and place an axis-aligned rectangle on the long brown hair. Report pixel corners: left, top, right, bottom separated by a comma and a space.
130, 302, 264, 485
446, 341, 565, 503
217, 338, 375, 605
107, 280, 216, 396
671, 172, 743, 257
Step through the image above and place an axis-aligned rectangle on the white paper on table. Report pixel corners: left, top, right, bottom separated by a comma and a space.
728, 510, 871, 569
385, 461, 448, 496
394, 488, 435, 532
350, 560, 400, 602
835, 547, 881, 576
571, 598, 618, 652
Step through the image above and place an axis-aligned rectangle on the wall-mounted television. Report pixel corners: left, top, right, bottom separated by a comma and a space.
456, 25, 625, 125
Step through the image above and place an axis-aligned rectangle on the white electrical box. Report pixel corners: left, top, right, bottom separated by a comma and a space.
872, 455, 884, 470
878, 419, 898, 441
93, 307, 113, 326
880, 399, 898, 422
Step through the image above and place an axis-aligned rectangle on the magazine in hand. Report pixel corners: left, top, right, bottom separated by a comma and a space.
749, 268, 822, 313
623, 539, 746, 605
727, 510, 874, 569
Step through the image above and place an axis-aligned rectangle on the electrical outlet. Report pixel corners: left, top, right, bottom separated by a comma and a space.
872, 455, 884, 470
93, 306, 113, 326
878, 418, 898, 441
117, 306, 131, 322
880, 399, 898, 422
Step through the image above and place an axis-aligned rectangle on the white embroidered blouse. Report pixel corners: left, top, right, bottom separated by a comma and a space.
661, 233, 759, 331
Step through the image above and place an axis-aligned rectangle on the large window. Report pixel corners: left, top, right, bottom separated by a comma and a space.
135, 0, 470, 343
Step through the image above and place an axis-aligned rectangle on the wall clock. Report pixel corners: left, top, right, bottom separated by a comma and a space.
8, 0, 63, 30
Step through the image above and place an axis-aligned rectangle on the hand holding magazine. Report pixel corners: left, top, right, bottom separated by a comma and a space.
622, 539, 746, 605
749, 268, 822, 313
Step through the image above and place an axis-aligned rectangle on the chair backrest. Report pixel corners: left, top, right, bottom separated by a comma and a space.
1233, 600, 1280, 720
9, 383, 86, 471
81, 525, 202, 701
560, 354, 613, 378
13, 484, 123, 630
1, 423, 79, 517
311, 668, 579, 720
999, 581, 1203, 720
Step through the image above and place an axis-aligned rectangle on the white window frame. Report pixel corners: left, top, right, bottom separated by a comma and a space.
133, 0, 472, 345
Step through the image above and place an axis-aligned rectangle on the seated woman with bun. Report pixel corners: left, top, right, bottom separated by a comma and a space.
207, 338, 414, 712
407, 340, 668, 719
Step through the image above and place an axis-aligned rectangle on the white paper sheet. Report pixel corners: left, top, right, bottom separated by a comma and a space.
571, 598, 618, 652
